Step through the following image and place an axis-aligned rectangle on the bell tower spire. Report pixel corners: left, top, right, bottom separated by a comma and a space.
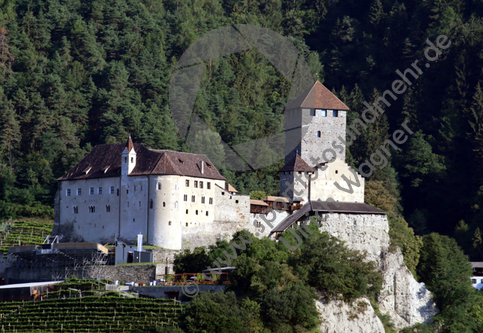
122, 135, 136, 176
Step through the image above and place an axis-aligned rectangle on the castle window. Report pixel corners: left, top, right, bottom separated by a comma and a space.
194, 181, 198, 188
209, 198, 213, 205
89, 187, 94, 195
201, 196, 205, 204
196, 210, 198, 215
310, 109, 316, 116
186, 223, 188, 227
110, 186, 115, 194
117, 189, 120, 196
207, 182, 211, 190
335, 170, 338, 174
134, 185, 136, 191
106, 205, 110, 212
157, 183, 161, 190
73, 206, 78, 214
175, 201, 178, 208
317, 131, 321, 138
124, 157, 127, 163
127, 189, 129, 194
185, 180, 189, 187
141, 185, 143, 191
139, 201, 141, 207
131, 157, 134, 163
332, 110, 338, 117
200, 181, 203, 189
77, 188, 82, 195
169, 221, 172, 226
184, 194, 188, 201
150, 199, 153, 209
127, 202, 129, 207
206, 211, 209, 216
236, 200, 239, 204
66, 189, 71, 196
175, 184, 178, 190
133, 218, 135, 222
98, 187, 102, 194
186, 209, 189, 214
222, 192, 225, 195
191, 195, 195, 203
163, 202, 166, 207
88, 206, 95, 213
320, 109, 327, 117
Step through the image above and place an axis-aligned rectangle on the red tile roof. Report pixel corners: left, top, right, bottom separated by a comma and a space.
279, 155, 312, 172
286, 81, 349, 110
58, 143, 226, 181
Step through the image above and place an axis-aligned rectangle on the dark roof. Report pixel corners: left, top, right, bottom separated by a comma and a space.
58, 143, 226, 181
279, 154, 312, 172
286, 81, 350, 111
270, 201, 386, 234
126, 135, 134, 153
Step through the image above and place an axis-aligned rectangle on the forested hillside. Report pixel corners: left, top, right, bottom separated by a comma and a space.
1, 0, 483, 257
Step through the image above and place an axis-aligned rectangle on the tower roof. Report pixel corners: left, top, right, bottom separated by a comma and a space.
285, 81, 349, 110
279, 154, 312, 172
126, 135, 134, 152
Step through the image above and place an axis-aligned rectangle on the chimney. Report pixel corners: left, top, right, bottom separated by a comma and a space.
200, 161, 204, 175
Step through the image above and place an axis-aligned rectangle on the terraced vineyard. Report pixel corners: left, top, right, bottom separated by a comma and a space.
0, 296, 182, 332
0, 220, 54, 256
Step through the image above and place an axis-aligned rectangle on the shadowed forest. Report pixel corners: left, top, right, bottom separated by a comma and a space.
1, 0, 483, 260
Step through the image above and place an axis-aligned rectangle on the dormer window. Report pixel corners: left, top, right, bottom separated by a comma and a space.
179, 159, 184, 164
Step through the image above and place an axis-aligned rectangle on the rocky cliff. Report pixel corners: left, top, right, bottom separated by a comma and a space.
314, 213, 438, 330
316, 297, 385, 333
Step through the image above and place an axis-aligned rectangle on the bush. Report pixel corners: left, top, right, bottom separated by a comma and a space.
178, 291, 244, 333
292, 231, 383, 301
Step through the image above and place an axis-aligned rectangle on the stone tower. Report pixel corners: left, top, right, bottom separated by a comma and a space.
284, 80, 349, 167
280, 81, 364, 203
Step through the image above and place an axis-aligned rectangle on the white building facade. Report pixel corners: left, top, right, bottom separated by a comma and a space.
55, 137, 243, 249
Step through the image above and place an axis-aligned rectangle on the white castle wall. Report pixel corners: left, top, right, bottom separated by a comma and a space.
280, 158, 364, 203
57, 177, 121, 242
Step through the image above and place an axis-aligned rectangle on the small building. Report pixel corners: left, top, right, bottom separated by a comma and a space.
471, 262, 483, 290
0, 281, 63, 302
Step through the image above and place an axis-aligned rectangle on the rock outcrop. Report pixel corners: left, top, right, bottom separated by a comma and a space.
315, 213, 438, 330
316, 297, 385, 333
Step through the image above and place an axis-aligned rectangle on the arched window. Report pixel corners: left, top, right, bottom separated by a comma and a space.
317, 131, 321, 138
157, 182, 162, 190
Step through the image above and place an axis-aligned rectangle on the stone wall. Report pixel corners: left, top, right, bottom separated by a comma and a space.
6, 264, 158, 285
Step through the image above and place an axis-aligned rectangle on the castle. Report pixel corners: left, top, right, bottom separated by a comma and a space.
54, 81, 375, 249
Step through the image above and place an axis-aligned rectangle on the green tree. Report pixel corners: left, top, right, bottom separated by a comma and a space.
178, 291, 244, 333
417, 233, 478, 331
